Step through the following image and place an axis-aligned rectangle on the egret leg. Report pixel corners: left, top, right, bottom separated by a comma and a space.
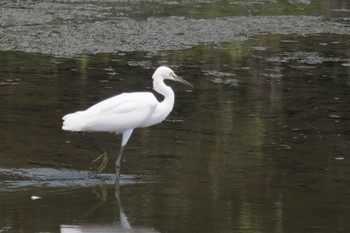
115, 129, 134, 179
116, 146, 125, 179
79, 132, 108, 173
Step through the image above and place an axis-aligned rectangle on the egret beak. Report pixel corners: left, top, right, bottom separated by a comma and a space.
172, 73, 193, 88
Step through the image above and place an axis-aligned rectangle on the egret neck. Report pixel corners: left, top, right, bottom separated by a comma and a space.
152, 77, 175, 123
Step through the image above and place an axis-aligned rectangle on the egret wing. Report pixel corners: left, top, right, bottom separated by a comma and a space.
62, 92, 158, 133
83, 102, 157, 133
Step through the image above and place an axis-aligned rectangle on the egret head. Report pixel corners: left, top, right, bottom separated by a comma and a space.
153, 66, 193, 87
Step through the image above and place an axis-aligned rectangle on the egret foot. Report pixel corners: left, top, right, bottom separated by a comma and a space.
90, 152, 108, 173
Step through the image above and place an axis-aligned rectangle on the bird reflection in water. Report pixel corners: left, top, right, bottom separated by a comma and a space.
60, 180, 159, 233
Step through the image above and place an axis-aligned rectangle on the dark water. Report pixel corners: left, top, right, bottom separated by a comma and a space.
1, 0, 350, 233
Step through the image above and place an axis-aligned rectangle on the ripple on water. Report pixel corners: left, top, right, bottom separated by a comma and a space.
0, 167, 147, 191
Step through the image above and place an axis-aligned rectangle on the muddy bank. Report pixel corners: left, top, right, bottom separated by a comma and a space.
0, 1, 349, 57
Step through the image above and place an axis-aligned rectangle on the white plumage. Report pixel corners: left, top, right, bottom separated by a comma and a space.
63, 93, 158, 133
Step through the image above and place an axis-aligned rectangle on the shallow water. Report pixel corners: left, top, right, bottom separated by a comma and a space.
1, 0, 350, 233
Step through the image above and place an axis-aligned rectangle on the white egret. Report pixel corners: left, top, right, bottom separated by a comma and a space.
62, 66, 192, 178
